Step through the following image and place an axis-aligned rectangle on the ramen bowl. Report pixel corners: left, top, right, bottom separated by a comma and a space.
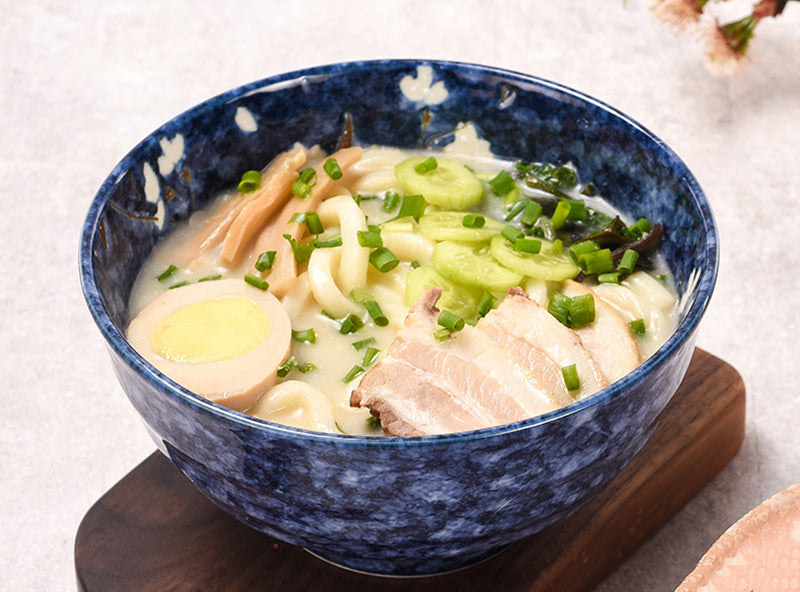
80, 60, 717, 576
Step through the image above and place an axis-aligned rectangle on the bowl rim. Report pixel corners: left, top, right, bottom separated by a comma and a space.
80, 58, 719, 448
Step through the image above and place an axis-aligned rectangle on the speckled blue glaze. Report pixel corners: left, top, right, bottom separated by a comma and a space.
80, 60, 718, 576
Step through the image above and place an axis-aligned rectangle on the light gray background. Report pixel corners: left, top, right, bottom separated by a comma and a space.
2, 1, 799, 590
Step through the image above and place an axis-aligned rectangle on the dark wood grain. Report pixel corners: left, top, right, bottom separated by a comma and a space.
75, 349, 745, 592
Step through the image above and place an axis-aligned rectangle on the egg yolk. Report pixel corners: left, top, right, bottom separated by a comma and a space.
152, 296, 271, 364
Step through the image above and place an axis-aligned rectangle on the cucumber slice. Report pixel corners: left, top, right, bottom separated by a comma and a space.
432, 241, 523, 292
489, 235, 579, 281
395, 157, 484, 209
405, 264, 482, 319
418, 211, 504, 243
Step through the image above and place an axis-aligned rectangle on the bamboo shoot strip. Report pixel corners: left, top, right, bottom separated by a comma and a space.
255, 146, 363, 298
218, 147, 307, 266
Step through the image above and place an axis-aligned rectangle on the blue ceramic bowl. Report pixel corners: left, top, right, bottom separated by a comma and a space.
80, 60, 718, 576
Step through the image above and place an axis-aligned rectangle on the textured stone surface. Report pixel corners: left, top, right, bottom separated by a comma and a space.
2, 0, 799, 589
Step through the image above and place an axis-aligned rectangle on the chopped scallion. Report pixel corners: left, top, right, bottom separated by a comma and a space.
504, 199, 527, 222
382, 190, 400, 213
598, 272, 620, 284
362, 346, 381, 366
396, 194, 427, 221
364, 300, 389, 327
357, 227, 383, 248
579, 248, 615, 275
277, 356, 297, 378
628, 318, 646, 336
369, 247, 400, 273
488, 170, 515, 196
168, 280, 189, 290
343, 365, 365, 383
437, 310, 465, 332
618, 249, 639, 275
298, 167, 317, 186
354, 193, 378, 205
255, 250, 276, 272
292, 328, 316, 343
564, 199, 588, 222
562, 364, 581, 392
569, 240, 600, 264
414, 156, 438, 175
521, 200, 543, 226
313, 235, 342, 248
156, 264, 178, 282
351, 337, 377, 350
547, 292, 571, 327
514, 237, 542, 254
462, 213, 485, 228
410, 260, 421, 269
323, 157, 342, 180
237, 170, 262, 194
289, 211, 324, 235
551, 199, 572, 229
339, 314, 365, 335
501, 225, 524, 243
244, 273, 269, 291
297, 362, 317, 373
198, 274, 222, 282
627, 217, 652, 239
291, 180, 311, 199
477, 290, 497, 318
282, 234, 315, 263
568, 293, 595, 328
551, 239, 563, 255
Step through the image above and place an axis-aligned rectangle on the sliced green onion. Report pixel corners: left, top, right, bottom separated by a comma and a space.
255, 250, 277, 272
655, 273, 667, 284
477, 290, 497, 318
504, 199, 527, 222
238, 170, 262, 194
323, 157, 342, 180
551, 239, 563, 254
598, 272, 620, 284
277, 356, 297, 378
627, 217, 652, 239
339, 314, 365, 334
618, 249, 639, 275
297, 362, 317, 373
244, 273, 269, 290
354, 193, 378, 205
437, 310, 465, 332
382, 190, 400, 213
501, 225, 524, 243
551, 199, 572, 229
579, 248, 615, 275
414, 156, 438, 175
298, 167, 317, 185
396, 194, 428, 222
628, 318, 646, 336
352, 337, 377, 350
369, 247, 400, 273
548, 292, 571, 327
291, 180, 311, 199
364, 300, 389, 327
282, 234, 315, 263
349, 289, 373, 304
168, 280, 189, 290
292, 328, 316, 343
462, 213, 485, 228
564, 199, 588, 222
366, 415, 381, 428
343, 365, 365, 383
156, 264, 178, 282
289, 211, 324, 235
357, 227, 383, 248
362, 346, 381, 366
569, 240, 600, 264
514, 237, 542, 254
198, 274, 222, 282
488, 170, 515, 196
410, 260, 421, 269
521, 200, 543, 226
562, 364, 581, 392
568, 293, 595, 328
434, 327, 454, 341
314, 235, 342, 248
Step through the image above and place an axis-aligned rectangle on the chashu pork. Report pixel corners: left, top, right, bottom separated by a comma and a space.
351, 285, 617, 436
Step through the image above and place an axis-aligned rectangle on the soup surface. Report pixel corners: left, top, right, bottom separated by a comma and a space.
128, 139, 678, 436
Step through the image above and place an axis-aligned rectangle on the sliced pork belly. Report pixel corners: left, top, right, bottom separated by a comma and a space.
562, 280, 640, 383
480, 287, 608, 400
351, 288, 561, 436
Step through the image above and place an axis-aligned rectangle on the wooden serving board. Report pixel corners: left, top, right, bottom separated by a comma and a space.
75, 349, 745, 592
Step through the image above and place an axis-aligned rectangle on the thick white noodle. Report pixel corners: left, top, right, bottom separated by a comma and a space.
249, 380, 339, 434
317, 194, 369, 295
307, 247, 361, 318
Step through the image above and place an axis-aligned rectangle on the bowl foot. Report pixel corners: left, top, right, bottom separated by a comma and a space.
303, 543, 510, 577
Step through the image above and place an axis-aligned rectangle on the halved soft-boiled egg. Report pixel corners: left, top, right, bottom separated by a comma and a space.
126, 278, 291, 411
